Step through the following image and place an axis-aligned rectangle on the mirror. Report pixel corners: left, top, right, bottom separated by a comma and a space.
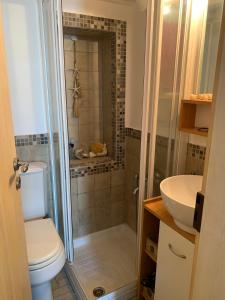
199, 0, 224, 93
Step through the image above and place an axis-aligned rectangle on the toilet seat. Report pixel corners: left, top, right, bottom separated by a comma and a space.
25, 218, 63, 270
25, 218, 66, 287
29, 242, 64, 271
29, 242, 65, 287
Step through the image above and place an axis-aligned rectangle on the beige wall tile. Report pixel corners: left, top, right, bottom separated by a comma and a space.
94, 188, 110, 207
70, 177, 78, 195
79, 208, 95, 226
76, 52, 98, 72
111, 201, 125, 226
68, 124, 79, 143
78, 193, 94, 210
94, 173, 110, 190
66, 90, 74, 109
78, 223, 96, 236
77, 175, 94, 194
75, 40, 89, 52
111, 170, 125, 187
65, 71, 74, 89
94, 207, 111, 231
88, 41, 98, 53
78, 108, 91, 126
75, 40, 98, 53
76, 52, 89, 72
64, 38, 74, 51
79, 124, 90, 144
111, 185, 124, 203
89, 90, 100, 107
64, 51, 74, 69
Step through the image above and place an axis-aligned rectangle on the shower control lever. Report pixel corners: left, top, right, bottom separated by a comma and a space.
133, 187, 139, 195
13, 158, 29, 173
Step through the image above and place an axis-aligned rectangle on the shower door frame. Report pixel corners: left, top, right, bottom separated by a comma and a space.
39, 0, 74, 262
137, 0, 164, 281
54, 0, 74, 262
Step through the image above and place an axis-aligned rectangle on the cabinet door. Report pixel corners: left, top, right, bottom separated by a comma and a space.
155, 222, 194, 300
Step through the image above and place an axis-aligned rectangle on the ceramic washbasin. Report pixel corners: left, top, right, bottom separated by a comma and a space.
160, 175, 203, 234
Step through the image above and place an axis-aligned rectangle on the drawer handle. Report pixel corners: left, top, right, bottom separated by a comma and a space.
168, 243, 187, 259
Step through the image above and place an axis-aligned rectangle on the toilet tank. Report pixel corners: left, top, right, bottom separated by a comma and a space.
20, 162, 48, 221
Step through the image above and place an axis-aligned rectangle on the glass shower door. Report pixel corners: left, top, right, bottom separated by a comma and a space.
39, 0, 74, 262
143, 0, 190, 197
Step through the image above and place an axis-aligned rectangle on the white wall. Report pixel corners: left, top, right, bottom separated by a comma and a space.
2, 0, 47, 136
63, 0, 147, 130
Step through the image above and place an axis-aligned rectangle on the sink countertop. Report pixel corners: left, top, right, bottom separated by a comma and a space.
144, 197, 196, 244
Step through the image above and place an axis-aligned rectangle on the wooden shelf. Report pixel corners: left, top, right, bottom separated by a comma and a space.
144, 198, 195, 244
180, 127, 208, 137
139, 207, 158, 298
142, 287, 154, 300
179, 99, 212, 137
145, 249, 157, 263
182, 99, 212, 105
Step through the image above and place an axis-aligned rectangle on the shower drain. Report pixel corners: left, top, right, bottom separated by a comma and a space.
93, 287, 106, 298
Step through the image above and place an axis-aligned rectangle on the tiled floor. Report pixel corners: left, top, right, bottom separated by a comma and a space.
52, 270, 78, 300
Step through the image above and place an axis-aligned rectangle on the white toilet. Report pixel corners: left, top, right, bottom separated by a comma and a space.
20, 162, 66, 300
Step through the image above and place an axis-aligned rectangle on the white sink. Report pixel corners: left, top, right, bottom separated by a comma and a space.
160, 175, 203, 234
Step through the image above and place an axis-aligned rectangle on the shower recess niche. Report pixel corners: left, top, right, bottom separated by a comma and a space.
64, 26, 118, 167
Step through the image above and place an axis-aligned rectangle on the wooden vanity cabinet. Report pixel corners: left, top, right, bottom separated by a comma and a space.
154, 222, 195, 300
139, 198, 195, 300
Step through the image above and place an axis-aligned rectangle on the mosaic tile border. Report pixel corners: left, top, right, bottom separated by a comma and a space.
63, 13, 126, 175
125, 128, 142, 140
15, 134, 49, 147
187, 143, 206, 161
70, 160, 124, 178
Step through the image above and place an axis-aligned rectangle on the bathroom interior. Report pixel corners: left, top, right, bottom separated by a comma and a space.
1, 0, 225, 300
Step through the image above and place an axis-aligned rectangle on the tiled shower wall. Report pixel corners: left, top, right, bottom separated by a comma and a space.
125, 130, 141, 232
64, 38, 103, 151
63, 13, 126, 168
100, 36, 114, 157
64, 13, 127, 239
71, 170, 125, 238
185, 143, 206, 175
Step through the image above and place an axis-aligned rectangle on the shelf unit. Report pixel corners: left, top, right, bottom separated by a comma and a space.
142, 287, 154, 300
139, 197, 195, 300
179, 99, 212, 137
144, 249, 157, 263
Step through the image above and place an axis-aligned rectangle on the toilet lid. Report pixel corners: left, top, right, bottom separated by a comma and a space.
25, 218, 62, 267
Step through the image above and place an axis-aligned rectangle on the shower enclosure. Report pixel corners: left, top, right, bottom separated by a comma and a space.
40, 0, 146, 299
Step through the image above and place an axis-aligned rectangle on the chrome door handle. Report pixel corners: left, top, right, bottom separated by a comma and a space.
168, 243, 186, 259
13, 158, 29, 173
